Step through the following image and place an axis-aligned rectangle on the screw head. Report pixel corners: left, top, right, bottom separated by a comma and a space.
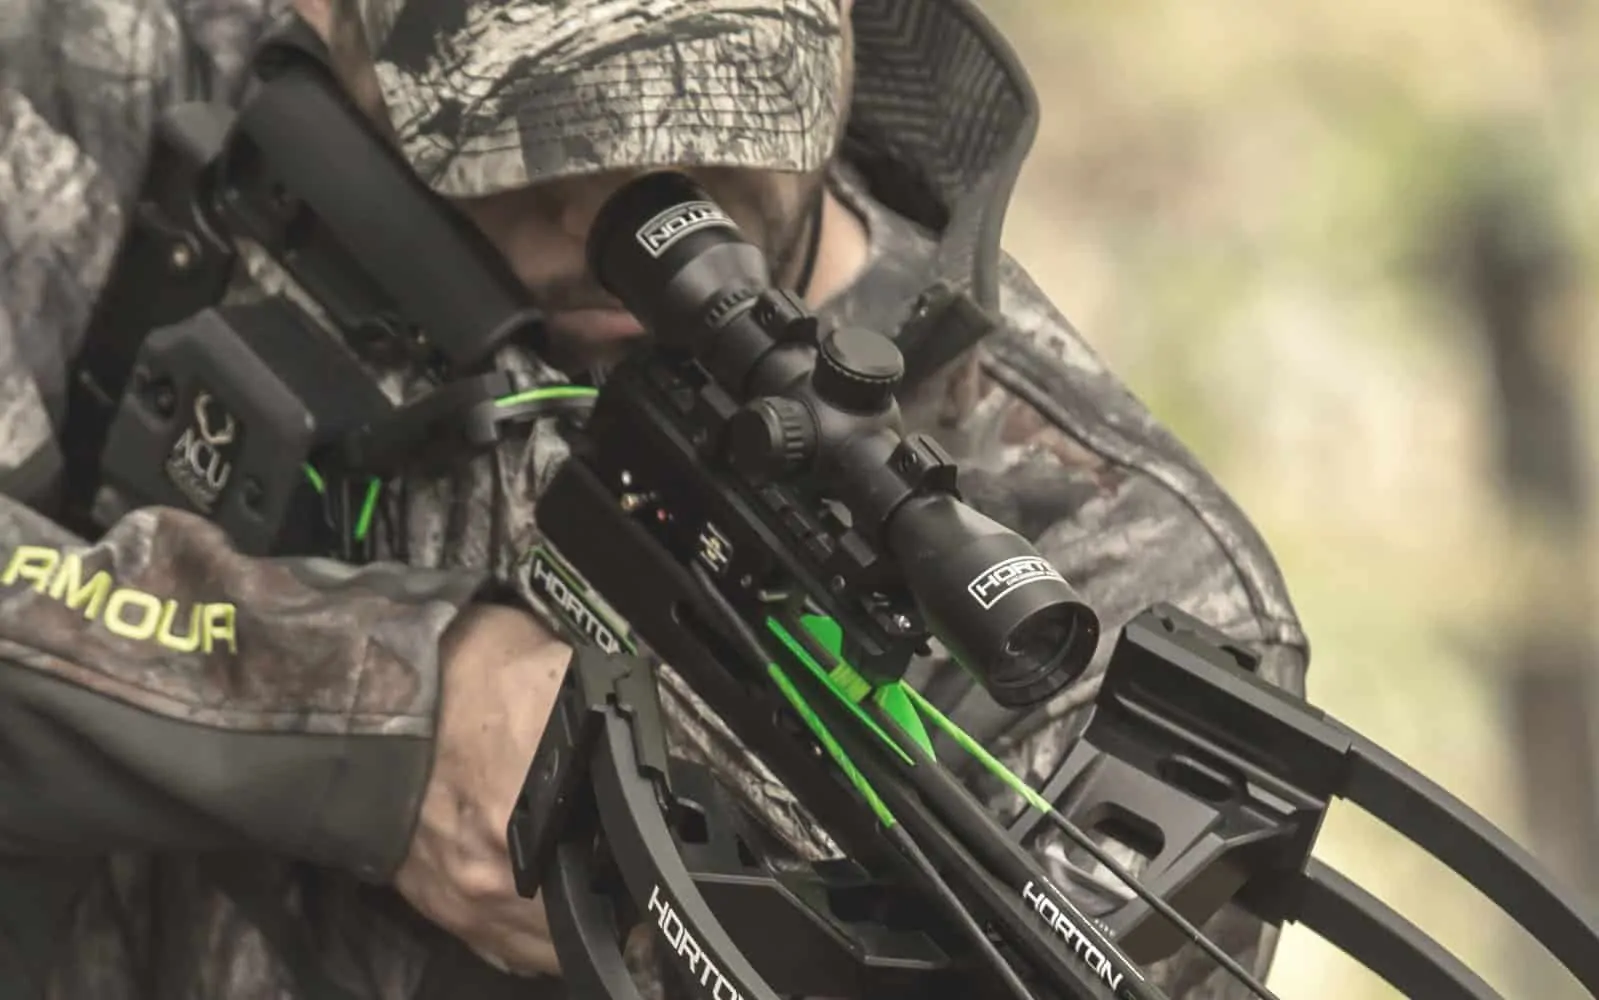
168, 241, 195, 272
149, 382, 176, 418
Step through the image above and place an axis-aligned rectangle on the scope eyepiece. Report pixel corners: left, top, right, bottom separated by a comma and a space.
588, 172, 769, 348
887, 495, 1100, 709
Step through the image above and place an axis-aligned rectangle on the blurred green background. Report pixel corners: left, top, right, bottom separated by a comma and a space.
981, 1, 1599, 997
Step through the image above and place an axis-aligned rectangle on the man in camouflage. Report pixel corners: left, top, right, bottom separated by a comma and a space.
0, 0, 1309, 997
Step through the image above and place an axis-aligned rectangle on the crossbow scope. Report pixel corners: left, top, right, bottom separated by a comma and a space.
76, 42, 1599, 1000
585, 172, 1100, 709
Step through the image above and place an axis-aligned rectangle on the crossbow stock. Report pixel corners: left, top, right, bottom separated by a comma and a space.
75, 43, 1599, 1000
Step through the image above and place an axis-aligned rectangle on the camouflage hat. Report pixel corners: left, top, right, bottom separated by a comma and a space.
350, 0, 848, 199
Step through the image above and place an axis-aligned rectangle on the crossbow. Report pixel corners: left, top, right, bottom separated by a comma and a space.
501, 173, 1599, 1000
64, 34, 1599, 1000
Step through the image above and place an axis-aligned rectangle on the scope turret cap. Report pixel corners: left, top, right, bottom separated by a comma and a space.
351, 0, 848, 199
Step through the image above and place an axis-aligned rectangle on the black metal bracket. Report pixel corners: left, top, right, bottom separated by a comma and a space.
1025, 605, 1599, 997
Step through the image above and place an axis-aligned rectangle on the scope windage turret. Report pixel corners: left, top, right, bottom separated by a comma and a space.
586, 172, 1100, 708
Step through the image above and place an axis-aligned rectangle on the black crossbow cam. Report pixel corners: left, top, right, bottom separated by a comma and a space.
62, 33, 1599, 1000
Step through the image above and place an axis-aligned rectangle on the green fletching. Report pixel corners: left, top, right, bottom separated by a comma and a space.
874, 683, 935, 758
766, 614, 1056, 825
798, 613, 873, 701
766, 663, 896, 828
764, 617, 913, 767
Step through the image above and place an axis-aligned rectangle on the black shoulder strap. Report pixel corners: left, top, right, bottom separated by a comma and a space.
55, 13, 333, 539
57, 110, 236, 536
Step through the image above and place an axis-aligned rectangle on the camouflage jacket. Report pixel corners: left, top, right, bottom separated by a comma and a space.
0, 0, 1308, 998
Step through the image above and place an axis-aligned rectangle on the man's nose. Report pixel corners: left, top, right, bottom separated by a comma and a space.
556, 171, 646, 243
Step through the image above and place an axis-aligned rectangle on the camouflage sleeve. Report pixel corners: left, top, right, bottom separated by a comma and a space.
0, 0, 480, 884
920, 252, 1310, 998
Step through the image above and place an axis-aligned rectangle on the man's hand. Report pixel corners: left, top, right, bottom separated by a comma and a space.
393, 602, 573, 977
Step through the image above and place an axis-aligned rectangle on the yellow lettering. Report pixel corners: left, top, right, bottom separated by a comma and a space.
6, 546, 239, 656
203, 604, 238, 656
2, 546, 59, 591
104, 590, 161, 642
156, 601, 202, 653
47, 554, 112, 620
